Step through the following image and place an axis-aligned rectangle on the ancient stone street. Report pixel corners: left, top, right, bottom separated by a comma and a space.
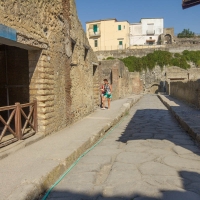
46, 95, 200, 200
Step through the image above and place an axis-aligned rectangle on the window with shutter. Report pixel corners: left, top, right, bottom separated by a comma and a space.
93, 25, 98, 33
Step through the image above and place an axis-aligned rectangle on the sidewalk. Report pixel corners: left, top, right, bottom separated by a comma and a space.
0, 95, 142, 200
158, 94, 200, 144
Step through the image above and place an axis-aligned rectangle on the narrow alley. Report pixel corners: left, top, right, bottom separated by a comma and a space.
45, 95, 200, 200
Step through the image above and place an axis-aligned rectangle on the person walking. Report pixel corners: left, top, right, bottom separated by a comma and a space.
101, 79, 112, 110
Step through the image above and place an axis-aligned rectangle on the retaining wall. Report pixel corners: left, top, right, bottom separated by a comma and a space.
170, 80, 200, 108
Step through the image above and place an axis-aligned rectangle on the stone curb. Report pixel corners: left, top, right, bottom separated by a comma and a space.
158, 94, 200, 144
5, 95, 143, 200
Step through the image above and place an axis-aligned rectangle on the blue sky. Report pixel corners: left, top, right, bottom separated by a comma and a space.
76, 0, 200, 35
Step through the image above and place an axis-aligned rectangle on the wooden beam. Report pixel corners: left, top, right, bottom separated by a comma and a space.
182, 0, 200, 9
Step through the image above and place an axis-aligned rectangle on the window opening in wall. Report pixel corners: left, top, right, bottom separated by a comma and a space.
83, 45, 89, 61
93, 24, 98, 33
119, 41, 123, 45
147, 23, 154, 35
93, 65, 97, 76
94, 40, 98, 47
71, 38, 76, 53
118, 25, 121, 31
124, 26, 125, 29
119, 41, 123, 50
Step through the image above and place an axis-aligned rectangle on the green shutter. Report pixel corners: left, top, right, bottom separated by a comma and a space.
119, 41, 123, 45
93, 25, 98, 32
118, 25, 121, 30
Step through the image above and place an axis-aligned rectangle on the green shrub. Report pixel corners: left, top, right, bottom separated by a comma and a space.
197, 60, 200, 67
174, 53, 181, 58
120, 50, 197, 72
177, 29, 195, 38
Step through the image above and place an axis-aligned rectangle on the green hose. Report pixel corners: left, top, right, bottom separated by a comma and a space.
42, 114, 127, 200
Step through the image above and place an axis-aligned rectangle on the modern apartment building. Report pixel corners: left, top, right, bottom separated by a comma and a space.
130, 18, 164, 46
86, 18, 130, 51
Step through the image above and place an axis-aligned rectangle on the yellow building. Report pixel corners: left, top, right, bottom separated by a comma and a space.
86, 18, 130, 51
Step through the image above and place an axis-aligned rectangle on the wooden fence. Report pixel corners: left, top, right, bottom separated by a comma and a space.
0, 100, 37, 148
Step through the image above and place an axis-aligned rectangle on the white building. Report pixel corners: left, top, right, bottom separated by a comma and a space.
130, 18, 164, 46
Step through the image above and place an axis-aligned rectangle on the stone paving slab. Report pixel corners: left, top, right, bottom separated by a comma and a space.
0, 95, 142, 200
46, 94, 200, 200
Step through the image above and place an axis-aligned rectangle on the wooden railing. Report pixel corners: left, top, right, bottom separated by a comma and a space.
0, 100, 37, 148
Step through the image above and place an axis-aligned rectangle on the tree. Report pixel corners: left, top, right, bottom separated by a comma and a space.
177, 29, 195, 38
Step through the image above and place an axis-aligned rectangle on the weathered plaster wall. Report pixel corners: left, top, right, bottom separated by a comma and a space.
0, 0, 99, 134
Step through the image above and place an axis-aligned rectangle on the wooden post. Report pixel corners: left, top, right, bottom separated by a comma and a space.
15, 102, 22, 140
33, 99, 38, 132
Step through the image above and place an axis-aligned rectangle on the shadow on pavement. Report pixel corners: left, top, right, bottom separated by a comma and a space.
117, 108, 200, 157
45, 96, 200, 200
45, 171, 200, 199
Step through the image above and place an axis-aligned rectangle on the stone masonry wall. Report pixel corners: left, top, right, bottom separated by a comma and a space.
69, 0, 99, 122
0, 0, 99, 134
99, 60, 143, 100
139, 66, 200, 94
95, 45, 200, 61
170, 80, 200, 108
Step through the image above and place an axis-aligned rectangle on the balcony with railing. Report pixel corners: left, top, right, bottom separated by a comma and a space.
88, 30, 101, 38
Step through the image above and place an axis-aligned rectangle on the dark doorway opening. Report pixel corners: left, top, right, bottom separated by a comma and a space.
0, 45, 29, 133
0, 45, 29, 107
92, 64, 100, 107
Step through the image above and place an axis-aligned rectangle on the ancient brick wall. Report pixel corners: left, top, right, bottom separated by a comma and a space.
0, 0, 99, 134
99, 60, 143, 100
170, 80, 200, 108
173, 37, 200, 46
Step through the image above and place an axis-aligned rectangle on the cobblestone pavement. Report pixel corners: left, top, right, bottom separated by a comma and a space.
46, 95, 200, 200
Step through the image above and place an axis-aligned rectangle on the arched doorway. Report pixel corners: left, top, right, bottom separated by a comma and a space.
148, 84, 161, 94
164, 34, 172, 44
